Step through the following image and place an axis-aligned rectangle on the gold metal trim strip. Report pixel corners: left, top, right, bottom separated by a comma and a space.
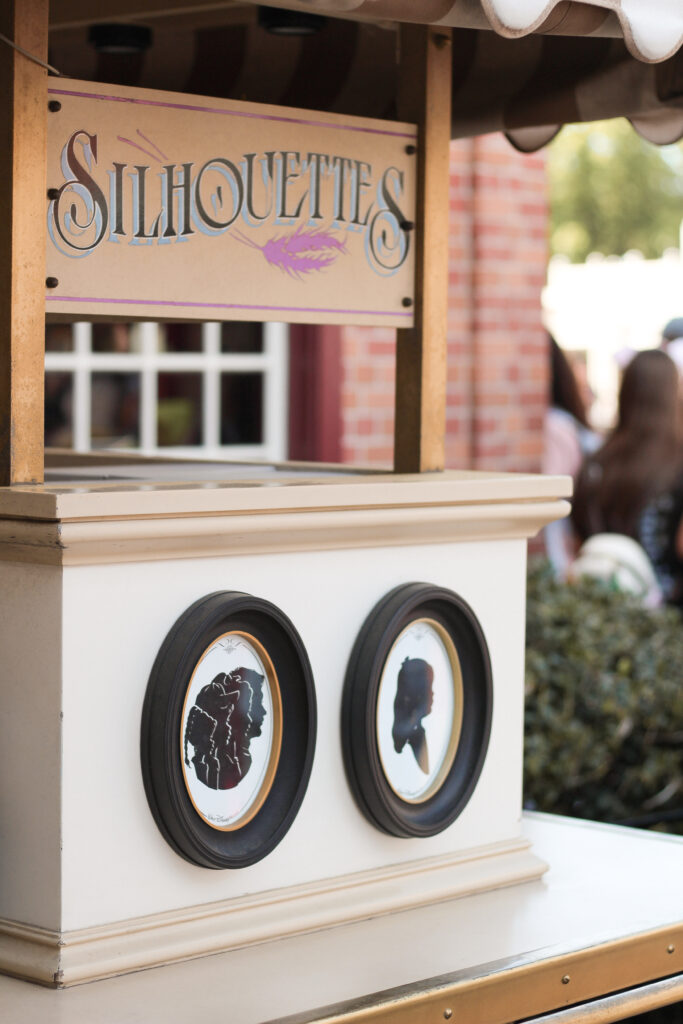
522, 973, 683, 1024
274, 923, 683, 1024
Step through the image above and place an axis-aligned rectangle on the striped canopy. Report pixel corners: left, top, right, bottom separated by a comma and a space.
250, 1, 683, 64
50, 1, 683, 149
241, 0, 683, 147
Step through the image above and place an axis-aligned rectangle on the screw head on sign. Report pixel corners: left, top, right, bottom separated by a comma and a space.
402, 297, 413, 308
405, 144, 417, 155
47, 188, 60, 201
46, 277, 59, 289
48, 100, 62, 112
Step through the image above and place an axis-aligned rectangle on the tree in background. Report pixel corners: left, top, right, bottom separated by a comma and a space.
549, 119, 683, 262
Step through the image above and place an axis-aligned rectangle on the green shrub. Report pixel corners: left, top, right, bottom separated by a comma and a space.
524, 561, 683, 830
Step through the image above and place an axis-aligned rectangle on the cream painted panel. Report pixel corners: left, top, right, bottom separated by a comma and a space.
60, 539, 526, 930
0, 563, 62, 929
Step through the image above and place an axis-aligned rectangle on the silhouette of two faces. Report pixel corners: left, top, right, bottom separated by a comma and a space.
184, 668, 266, 790
392, 657, 434, 774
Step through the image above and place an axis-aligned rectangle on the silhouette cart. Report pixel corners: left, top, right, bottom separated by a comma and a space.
0, 2, 681, 1022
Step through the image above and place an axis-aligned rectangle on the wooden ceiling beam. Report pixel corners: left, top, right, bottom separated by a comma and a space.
48, 1, 244, 30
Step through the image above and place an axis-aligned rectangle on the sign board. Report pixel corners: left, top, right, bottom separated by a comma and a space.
45, 80, 417, 327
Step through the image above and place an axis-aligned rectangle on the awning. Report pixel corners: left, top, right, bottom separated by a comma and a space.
249, 1, 683, 63
239, 1, 683, 147
48, 1, 683, 149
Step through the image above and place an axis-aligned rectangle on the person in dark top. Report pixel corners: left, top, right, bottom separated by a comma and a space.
571, 349, 683, 606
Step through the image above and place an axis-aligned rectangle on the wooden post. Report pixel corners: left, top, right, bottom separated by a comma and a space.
394, 26, 452, 474
0, 0, 48, 485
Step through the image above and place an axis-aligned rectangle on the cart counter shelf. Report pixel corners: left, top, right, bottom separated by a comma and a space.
0, 814, 681, 1022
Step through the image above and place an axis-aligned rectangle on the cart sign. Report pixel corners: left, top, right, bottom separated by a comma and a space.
45, 80, 417, 327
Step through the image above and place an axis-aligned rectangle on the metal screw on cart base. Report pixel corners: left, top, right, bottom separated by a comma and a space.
668, 945, 675, 954
46, 277, 59, 289
444, 1010, 453, 1020
48, 100, 61, 112
562, 976, 571, 985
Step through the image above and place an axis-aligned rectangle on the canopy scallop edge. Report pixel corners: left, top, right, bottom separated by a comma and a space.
249, 0, 683, 65
237, 0, 683, 148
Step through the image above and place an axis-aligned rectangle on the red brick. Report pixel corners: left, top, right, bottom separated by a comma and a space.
339, 137, 548, 471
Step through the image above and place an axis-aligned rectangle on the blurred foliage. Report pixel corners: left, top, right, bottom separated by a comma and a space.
549, 119, 683, 261
524, 561, 683, 831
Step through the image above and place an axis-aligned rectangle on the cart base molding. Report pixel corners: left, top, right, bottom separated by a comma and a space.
0, 835, 543, 987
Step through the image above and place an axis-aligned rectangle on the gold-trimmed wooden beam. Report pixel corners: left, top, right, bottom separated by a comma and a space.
394, 26, 452, 474
0, 0, 49, 486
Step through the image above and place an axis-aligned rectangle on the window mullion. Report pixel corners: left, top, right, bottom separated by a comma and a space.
140, 322, 158, 451
263, 321, 288, 462
203, 322, 220, 450
73, 322, 92, 451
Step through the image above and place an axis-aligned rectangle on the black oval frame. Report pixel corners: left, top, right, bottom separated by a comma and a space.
342, 583, 493, 838
141, 591, 316, 869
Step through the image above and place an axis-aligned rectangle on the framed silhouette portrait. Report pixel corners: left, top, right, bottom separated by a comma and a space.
342, 583, 492, 838
142, 592, 316, 868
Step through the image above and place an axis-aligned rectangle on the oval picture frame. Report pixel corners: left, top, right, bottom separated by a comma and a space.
141, 591, 316, 869
342, 583, 493, 838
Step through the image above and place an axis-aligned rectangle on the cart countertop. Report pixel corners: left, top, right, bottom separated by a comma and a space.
0, 453, 571, 521
0, 814, 681, 1023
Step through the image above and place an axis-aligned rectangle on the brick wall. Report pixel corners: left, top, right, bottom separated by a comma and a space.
339, 135, 549, 472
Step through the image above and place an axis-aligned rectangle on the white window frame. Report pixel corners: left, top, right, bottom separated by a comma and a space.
45, 321, 289, 462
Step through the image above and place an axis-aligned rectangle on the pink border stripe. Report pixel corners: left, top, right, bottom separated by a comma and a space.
46, 295, 413, 318
48, 88, 417, 140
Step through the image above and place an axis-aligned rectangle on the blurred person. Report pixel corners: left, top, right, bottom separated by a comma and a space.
543, 336, 599, 575
661, 316, 683, 374
661, 317, 683, 345
544, 337, 596, 478
572, 349, 683, 607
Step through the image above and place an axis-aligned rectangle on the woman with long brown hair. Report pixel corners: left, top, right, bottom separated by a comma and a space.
572, 349, 683, 605
543, 336, 598, 574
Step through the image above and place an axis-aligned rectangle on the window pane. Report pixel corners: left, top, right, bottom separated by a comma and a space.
45, 372, 73, 447
91, 373, 140, 447
221, 373, 263, 444
158, 373, 202, 446
159, 323, 203, 353
45, 324, 74, 352
220, 322, 263, 353
92, 323, 143, 353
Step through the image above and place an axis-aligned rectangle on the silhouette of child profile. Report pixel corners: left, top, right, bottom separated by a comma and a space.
392, 657, 434, 774
184, 668, 266, 790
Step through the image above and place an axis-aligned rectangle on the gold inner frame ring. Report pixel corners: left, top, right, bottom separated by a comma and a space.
376, 616, 464, 805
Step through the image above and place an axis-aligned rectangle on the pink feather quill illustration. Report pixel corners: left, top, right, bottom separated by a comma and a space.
233, 225, 347, 278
